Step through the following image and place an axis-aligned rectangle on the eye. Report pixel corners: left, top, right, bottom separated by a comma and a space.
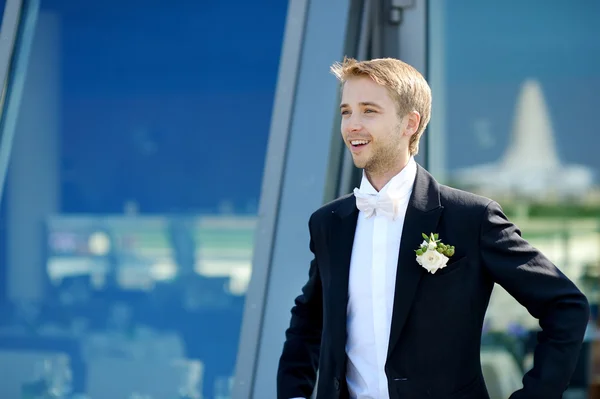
341, 110, 350, 115
364, 109, 376, 113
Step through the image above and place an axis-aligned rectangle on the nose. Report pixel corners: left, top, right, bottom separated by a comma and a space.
343, 113, 363, 134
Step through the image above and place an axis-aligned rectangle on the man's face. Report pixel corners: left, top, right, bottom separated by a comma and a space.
340, 76, 410, 174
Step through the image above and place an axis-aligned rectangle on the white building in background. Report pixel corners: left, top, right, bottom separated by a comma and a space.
453, 79, 594, 200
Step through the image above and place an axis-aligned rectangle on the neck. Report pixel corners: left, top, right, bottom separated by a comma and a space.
365, 155, 411, 192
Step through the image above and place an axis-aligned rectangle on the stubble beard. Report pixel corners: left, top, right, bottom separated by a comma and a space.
351, 123, 405, 177
362, 139, 402, 178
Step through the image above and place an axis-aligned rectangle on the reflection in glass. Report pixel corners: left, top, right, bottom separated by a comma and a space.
453, 79, 594, 201
0, 1, 288, 398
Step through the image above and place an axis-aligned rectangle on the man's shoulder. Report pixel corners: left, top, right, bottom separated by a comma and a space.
438, 183, 495, 213
309, 193, 354, 223
434, 184, 506, 231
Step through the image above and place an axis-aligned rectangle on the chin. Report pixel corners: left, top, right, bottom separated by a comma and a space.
352, 158, 367, 169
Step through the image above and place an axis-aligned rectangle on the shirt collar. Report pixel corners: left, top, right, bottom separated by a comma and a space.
358, 156, 417, 199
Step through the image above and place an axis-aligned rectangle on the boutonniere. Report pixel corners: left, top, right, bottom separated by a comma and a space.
415, 233, 455, 274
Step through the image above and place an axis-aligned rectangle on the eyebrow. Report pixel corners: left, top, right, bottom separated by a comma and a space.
339, 101, 383, 110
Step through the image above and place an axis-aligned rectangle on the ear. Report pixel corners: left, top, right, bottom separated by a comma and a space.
403, 111, 421, 137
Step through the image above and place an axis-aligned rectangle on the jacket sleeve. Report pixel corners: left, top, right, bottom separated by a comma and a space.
479, 201, 589, 398
277, 214, 323, 399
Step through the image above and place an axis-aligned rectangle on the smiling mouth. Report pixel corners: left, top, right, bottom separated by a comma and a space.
350, 139, 370, 148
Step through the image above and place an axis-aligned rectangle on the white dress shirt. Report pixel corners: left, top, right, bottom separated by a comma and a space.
346, 157, 416, 399
290, 158, 417, 399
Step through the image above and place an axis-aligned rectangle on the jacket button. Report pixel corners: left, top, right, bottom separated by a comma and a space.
334, 378, 340, 391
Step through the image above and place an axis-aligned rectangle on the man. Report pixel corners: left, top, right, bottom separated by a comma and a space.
276, 57, 590, 399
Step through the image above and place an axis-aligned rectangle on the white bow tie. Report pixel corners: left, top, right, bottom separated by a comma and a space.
353, 188, 397, 220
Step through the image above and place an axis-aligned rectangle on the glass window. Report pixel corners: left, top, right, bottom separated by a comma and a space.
428, 0, 600, 396
0, 1, 5, 27
0, 0, 7, 300
0, 1, 288, 398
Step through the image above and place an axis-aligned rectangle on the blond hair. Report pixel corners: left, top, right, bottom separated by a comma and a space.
330, 57, 432, 155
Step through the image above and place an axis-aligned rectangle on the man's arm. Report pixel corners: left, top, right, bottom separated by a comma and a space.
277, 215, 323, 399
480, 201, 589, 398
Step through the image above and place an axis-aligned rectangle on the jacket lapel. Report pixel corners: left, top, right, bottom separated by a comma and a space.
386, 165, 443, 360
330, 194, 359, 366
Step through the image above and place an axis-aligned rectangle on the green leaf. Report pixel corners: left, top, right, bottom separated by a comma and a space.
422, 233, 429, 241
433, 233, 439, 240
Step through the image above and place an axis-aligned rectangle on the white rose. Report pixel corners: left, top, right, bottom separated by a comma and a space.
416, 248, 449, 274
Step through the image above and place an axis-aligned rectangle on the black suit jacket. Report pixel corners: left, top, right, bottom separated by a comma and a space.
277, 165, 589, 399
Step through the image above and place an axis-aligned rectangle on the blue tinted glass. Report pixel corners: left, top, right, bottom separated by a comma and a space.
0, 1, 288, 398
